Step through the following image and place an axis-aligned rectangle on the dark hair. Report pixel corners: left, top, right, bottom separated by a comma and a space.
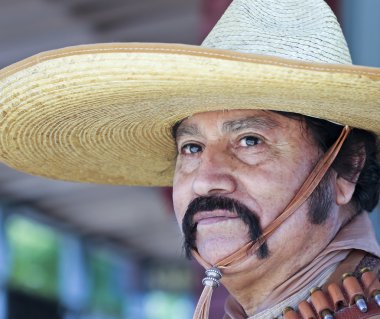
279, 112, 380, 214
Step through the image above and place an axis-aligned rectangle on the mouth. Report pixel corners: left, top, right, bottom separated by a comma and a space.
193, 210, 240, 225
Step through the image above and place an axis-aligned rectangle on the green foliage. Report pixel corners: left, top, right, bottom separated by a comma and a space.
88, 250, 123, 316
6, 216, 59, 299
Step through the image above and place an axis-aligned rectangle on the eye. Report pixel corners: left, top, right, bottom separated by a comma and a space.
181, 143, 203, 154
239, 136, 262, 147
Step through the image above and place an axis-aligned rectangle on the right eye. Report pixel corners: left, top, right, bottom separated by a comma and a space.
181, 143, 203, 155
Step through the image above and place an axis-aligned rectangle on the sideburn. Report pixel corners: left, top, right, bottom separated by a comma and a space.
308, 170, 334, 224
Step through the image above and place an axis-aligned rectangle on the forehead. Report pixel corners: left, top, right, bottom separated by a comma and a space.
174, 109, 303, 138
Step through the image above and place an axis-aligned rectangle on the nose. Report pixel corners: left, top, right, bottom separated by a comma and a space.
192, 147, 237, 196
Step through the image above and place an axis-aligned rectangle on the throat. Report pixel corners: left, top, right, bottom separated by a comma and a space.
222, 252, 347, 318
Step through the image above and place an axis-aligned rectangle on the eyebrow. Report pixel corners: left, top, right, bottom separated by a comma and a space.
172, 115, 279, 141
222, 116, 279, 133
174, 123, 201, 140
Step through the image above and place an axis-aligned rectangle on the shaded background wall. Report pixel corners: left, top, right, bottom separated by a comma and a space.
342, 0, 380, 68
0, 0, 379, 318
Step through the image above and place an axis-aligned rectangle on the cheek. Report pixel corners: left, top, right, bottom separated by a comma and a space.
172, 169, 192, 227
172, 186, 184, 226
269, 204, 337, 269
174, 154, 201, 176
237, 159, 316, 228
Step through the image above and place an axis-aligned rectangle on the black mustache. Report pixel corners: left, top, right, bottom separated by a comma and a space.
182, 196, 269, 260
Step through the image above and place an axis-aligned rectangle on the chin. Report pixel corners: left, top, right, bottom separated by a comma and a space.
196, 236, 248, 265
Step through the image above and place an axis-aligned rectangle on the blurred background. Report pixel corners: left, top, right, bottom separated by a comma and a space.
0, 0, 379, 318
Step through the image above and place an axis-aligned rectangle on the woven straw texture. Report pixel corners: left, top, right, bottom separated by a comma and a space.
203, 0, 352, 64
1, 43, 380, 185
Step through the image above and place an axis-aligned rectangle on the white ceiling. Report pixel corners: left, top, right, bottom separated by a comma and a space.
0, 0, 201, 260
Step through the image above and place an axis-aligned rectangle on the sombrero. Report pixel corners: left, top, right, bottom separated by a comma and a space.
0, 0, 379, 186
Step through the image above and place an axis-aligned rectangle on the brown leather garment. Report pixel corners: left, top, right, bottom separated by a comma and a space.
283, 299, 380, 319
225, 252, 380, 319
288, 253, 380, 319
334, 300, 380, 319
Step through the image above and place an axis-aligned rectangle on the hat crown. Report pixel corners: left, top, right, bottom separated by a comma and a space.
202, 0, 352, 64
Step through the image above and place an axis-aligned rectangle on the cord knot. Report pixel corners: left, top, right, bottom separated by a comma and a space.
202, 267, 222, 288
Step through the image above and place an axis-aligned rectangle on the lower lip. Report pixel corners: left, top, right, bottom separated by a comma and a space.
197, 216, 240, 225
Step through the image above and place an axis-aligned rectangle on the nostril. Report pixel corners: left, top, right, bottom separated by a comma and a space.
192, 173, 237, 196
208, 188, 228, 195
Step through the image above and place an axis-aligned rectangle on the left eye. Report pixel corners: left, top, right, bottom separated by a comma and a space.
239, 136, 262, 147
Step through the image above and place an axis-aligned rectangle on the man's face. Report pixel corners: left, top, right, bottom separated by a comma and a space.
172, 109, 338, 267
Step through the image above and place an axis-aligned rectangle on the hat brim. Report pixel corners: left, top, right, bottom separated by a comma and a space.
1, 43, 379, 186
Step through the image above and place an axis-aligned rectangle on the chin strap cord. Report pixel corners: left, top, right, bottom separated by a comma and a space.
191, 125, 351, 319
192, 267, 222, 319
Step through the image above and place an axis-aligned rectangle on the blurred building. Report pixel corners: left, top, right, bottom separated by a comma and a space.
0, 0, 379, 318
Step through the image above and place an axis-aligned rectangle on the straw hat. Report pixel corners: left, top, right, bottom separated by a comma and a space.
0, 0, 379, 186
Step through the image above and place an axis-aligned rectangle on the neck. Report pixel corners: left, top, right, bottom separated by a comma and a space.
221, 246, 336, 316
222, 211, 378, 317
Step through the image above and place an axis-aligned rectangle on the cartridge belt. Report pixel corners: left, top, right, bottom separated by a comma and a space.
282, 251, 380, 319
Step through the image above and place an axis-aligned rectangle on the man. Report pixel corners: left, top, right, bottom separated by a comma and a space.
0, 0, 380, 318
173, 111, 380, 319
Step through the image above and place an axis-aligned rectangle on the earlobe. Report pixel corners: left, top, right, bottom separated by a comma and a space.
336, 145, 366, 206
336, 176, 356, 205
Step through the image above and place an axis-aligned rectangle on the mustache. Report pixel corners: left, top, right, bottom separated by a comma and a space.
182, 196, 269, 260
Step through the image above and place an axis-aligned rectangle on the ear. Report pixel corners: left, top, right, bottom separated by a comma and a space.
336, 177, 356, 205
336, 147, 366, 206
